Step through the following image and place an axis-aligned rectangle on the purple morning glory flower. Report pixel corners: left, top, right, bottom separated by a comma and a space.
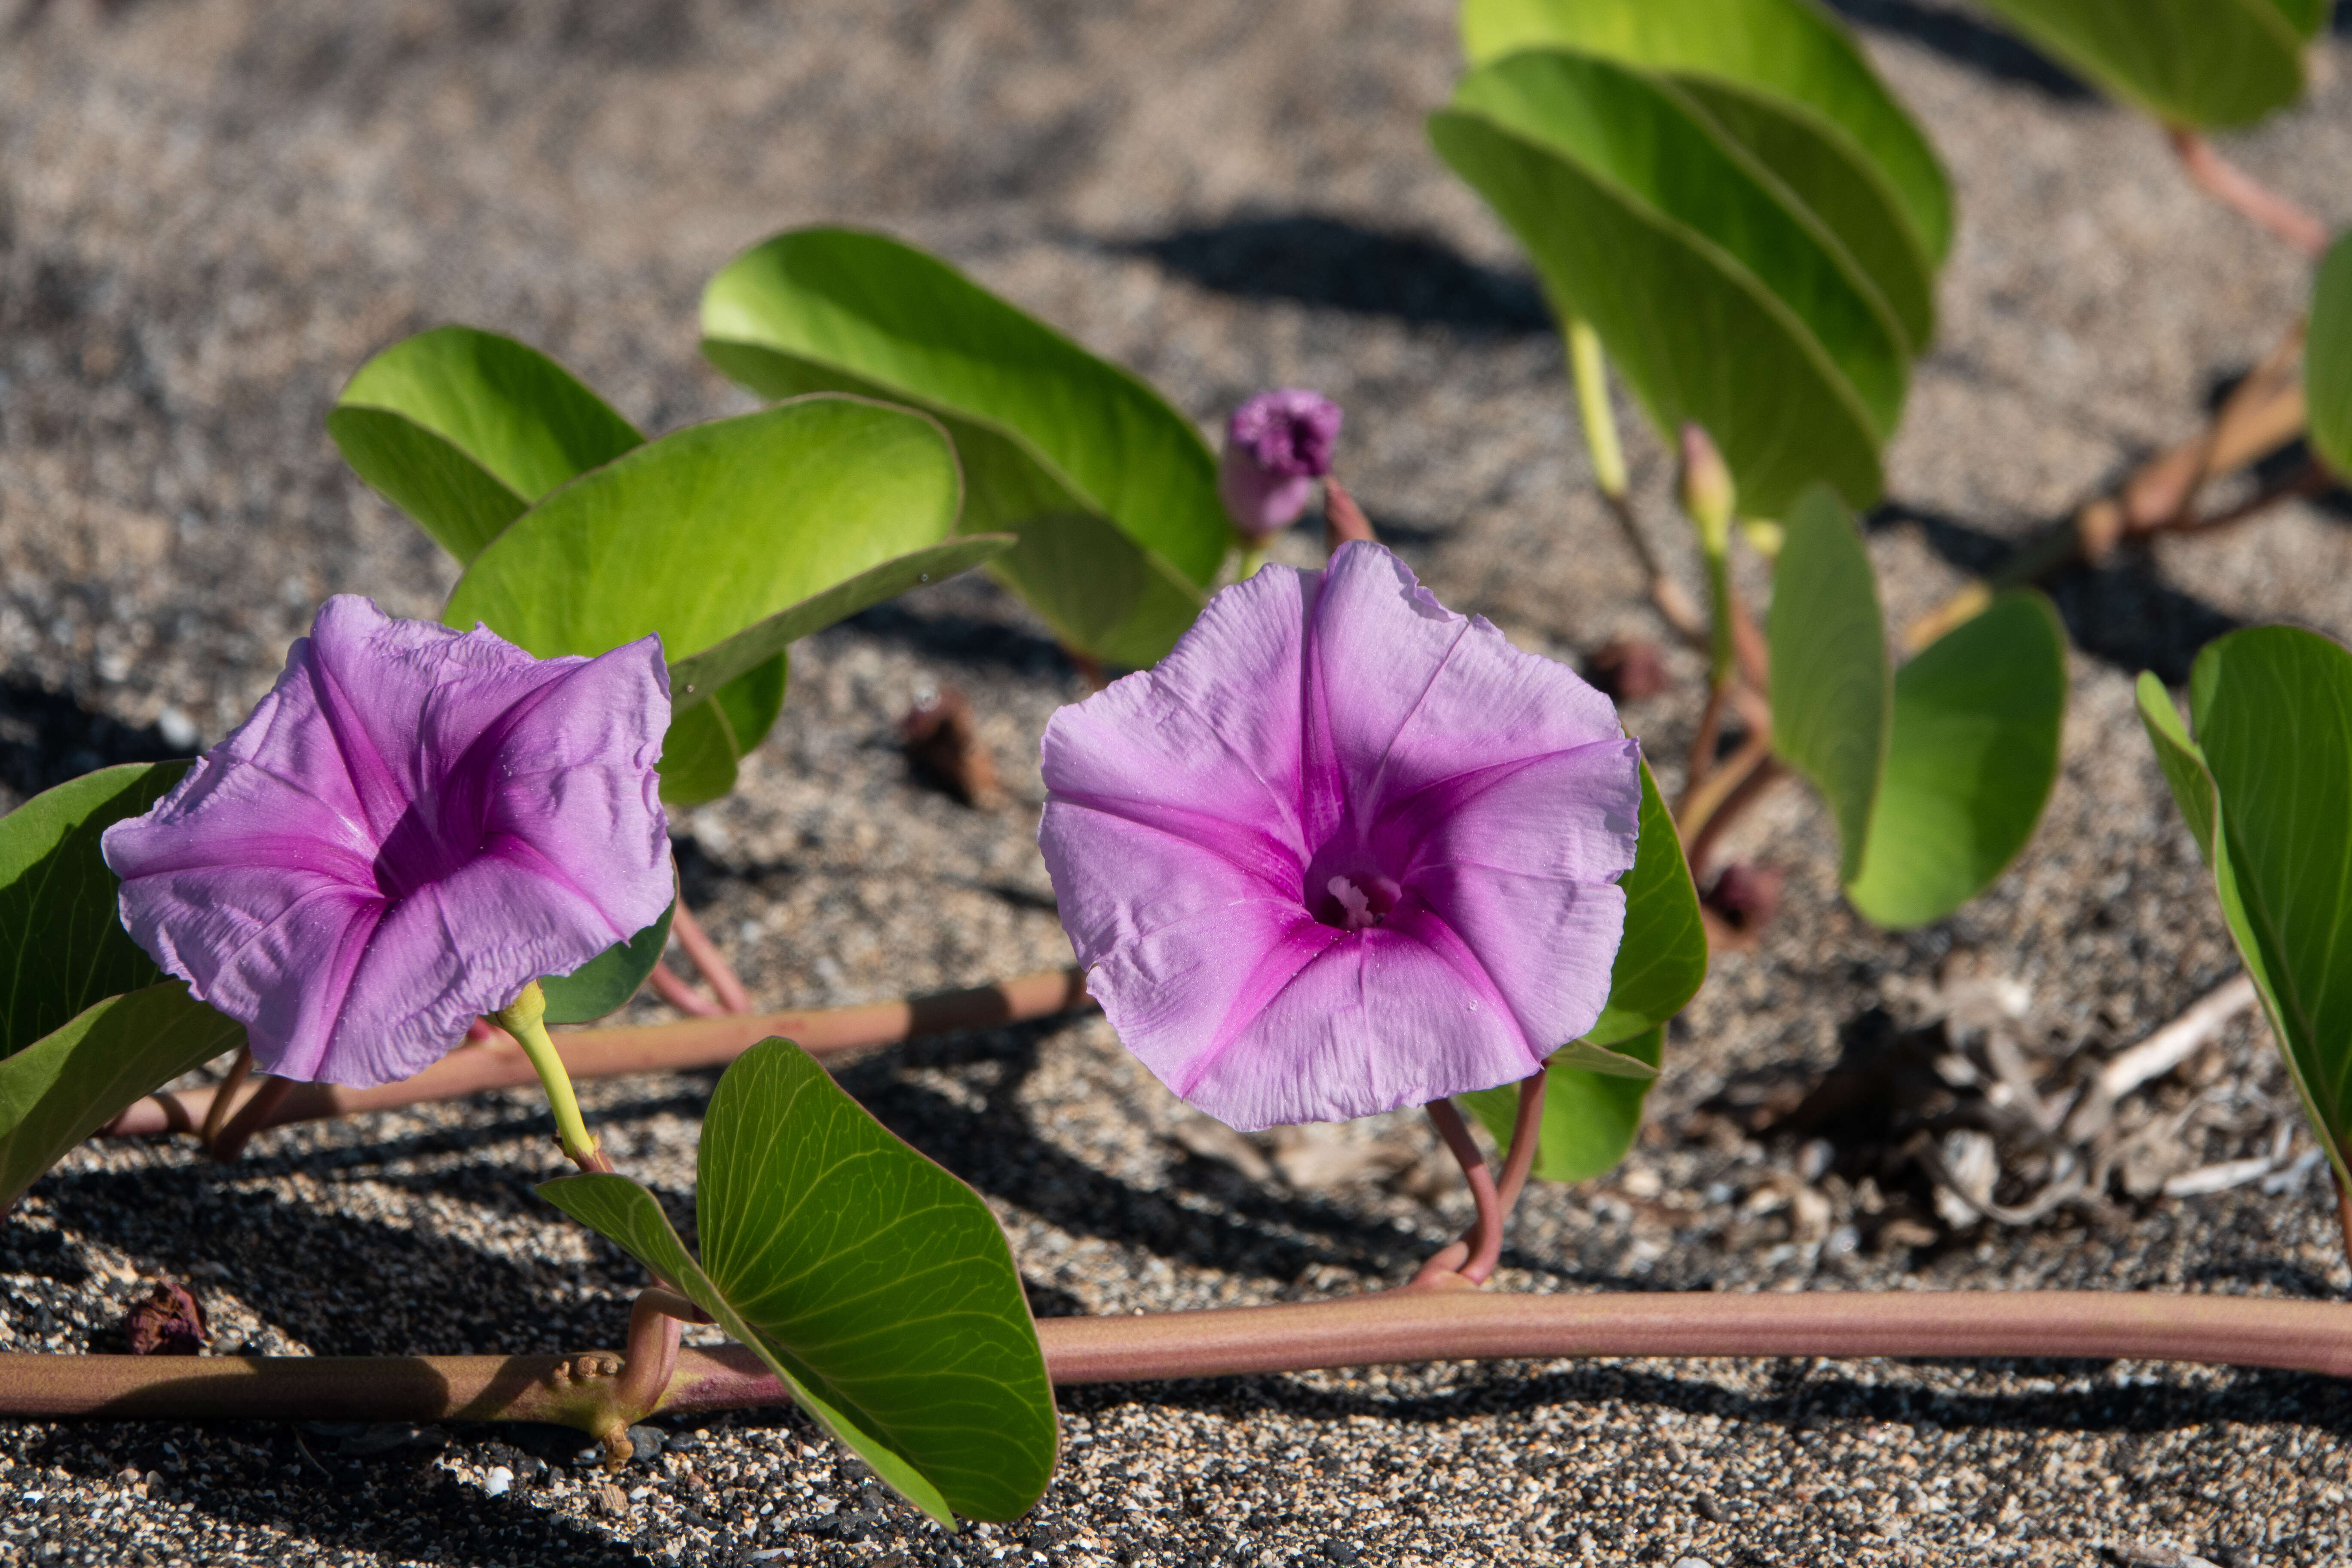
1217, 388, 1343, 542
1039, 542, 1639, 1130
102, 596, 673, 1088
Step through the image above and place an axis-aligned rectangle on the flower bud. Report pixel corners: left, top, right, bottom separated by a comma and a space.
1218, 389, 1342, 543
1677, 422, 1735, 556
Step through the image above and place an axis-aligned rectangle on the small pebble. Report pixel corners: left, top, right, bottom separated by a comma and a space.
482, 1465, 512, 1498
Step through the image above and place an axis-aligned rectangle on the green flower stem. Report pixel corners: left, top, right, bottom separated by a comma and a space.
490, 980, 610, 1174
1237, 545, 1267, 580
1567, 318, 1627, 501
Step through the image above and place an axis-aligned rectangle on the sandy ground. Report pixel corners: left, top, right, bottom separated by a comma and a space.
5, 0, 2352, 1564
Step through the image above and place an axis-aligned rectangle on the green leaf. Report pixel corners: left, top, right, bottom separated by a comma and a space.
1454, 52, 1908, 439
1461, 1024, 1665, 1185
2146, 628, 2352, 1183
1767, 484, 1890, 882
328, 326, 643, 564
0, 762, 189, 1057
443, 395, 963, 805
540, 1038, 1056, 1525
2309, 232, 2352, 482
1972, 0, 2306, 128
1672, 76, 1934, 351
1460, 0, 1952, 264
1586, 758, 1708, 1049
0, 983, 245, 1210
1456, 758, 1703, 1179
667, 534, 1016, 708
1432, 65, 1887, 514
2136, 671, 2216, 864
699, 228, 1227, 665
2255, 0, 2332, 40
1846, 591, 2069, 928
540, 901, 675, 1026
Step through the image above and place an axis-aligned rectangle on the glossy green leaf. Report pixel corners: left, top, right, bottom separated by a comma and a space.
2310, 232, 2352, 482
700, 228, 1226, 666
2141, 628, 2352, 1184
1847, 591, 2069, 928
668, 534, 1016, 707
2256, 0, 2331, 40
443, 396, 963, 805
327, 326, 643, 564
1432, 66, 1887, 514
0, 762, 189, 1057
1585, 758, 1708, 1049
1973, 0, 2306, 128
1768, 484, 1890, 882
540, 901, 675, 1026
2136, 672, 2216, 864
1461, 0, 1952, 263
0, 983, 245, 1210
1462, 1024, 1665, 1185
1454, 52, 1908, 438
1457, 759, 1703, 1178
1672, 77, 1933, 351
541, 1038, 1055, 1525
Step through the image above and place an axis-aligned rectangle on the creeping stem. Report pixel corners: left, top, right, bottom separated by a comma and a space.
490, 980, 613, 1175
12, 1290, 2352, 1433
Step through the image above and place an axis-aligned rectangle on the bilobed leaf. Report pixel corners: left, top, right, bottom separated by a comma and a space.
0, 984, 245, 1210
1460, 0, 1952, 264
327, 326, 643, 564
699, 228, 1227, 665
1767, 485, 1889, 882
2136, 672, 2216, 864
443, 396, 963, 805
1432, 70, 1886, 515
1846, 591, 2068, 928
1972, 0, 2306, 128
540, 901, 675, 1026
2309, 232, 2352, 482
668, 535, 1017, 707
0, 762, 189, 1057
1672, 76, 1934, 351
2254, 0, 2331, 40
2165, 628, 2352, 1182
1584, 758, 1707, 1049
1451, 52, 1909, 440
541, 1039, 1056, 1525
1462, 1024, 1665, 1185
1458, 759, 1702, 1178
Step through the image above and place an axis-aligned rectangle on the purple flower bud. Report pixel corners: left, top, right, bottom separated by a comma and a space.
101, 596, 673, 1087
1217, 388, 1343, 542
1038, 542, 1639, 1130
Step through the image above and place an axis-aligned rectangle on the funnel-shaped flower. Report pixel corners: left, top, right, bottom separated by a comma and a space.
1040, 542, 1639, 1130
103, 596, 672, 1087
1218, 388, 1342, 542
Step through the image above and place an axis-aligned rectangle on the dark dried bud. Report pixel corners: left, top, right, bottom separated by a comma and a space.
901, 687, 998, 807
1702, 861, 1784, 946
1584, 637, 1670, 702
125, 1281, 208, 1356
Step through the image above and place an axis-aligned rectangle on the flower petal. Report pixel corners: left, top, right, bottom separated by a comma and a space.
1041, 564, 1317, 877
313, 849, 653, 1086
1176, 918, 1543, 1130
1308, 542, 1623, 832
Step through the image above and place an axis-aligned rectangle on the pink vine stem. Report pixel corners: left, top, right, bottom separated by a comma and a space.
101, 969, 1093, 1144
2168, 128, 2329, 258
6, 1289, 2351, 1435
